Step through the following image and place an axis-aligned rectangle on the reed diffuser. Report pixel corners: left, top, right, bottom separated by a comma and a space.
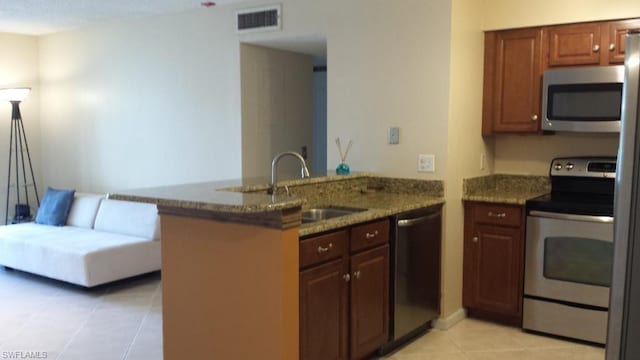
335, 137, 352, 175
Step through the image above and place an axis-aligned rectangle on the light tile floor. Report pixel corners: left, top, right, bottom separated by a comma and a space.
383, 318, 605, 360
0, 268, 161, 360
0, 268, 605, 360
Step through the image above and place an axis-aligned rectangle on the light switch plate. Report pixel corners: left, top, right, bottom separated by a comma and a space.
388, 127, 399, 144
418, 154, 435, 173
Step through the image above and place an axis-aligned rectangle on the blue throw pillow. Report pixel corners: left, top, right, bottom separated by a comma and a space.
35, 187, 76, 226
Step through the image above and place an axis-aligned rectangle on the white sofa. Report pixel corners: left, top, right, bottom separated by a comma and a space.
0, 193, 161, 287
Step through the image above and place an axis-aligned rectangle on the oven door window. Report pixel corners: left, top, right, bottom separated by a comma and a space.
543, 236, 612, 287
547, 83, 622, 121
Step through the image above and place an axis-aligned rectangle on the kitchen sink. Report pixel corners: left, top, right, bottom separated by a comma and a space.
301, 206, 366, 224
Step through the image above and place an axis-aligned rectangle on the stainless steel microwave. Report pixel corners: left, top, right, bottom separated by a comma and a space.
542, 65, 624, 132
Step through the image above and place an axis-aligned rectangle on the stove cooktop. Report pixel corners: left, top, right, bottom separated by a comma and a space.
526, 157, 616, 217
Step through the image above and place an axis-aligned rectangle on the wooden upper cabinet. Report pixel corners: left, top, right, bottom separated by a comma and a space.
545, 19, 640, 67
609, 19, 640, 64
545, 22, 603, 66
482, 28, 543, 135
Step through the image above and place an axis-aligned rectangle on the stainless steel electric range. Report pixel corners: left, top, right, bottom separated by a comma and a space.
523, 157, 615, 344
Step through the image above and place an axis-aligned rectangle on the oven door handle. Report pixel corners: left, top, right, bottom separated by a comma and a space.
529, 210, 614, 224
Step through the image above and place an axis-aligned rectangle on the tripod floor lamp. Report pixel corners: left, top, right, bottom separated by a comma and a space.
0, 88, 39, 225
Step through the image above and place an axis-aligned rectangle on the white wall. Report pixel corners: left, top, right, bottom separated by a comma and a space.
0, 33, 40, 222
240, 44, 313, 179
483, 0, 640, 30
494, 134, 619, 174
240, 0, 453, 179
38, 9, 243, 193
326, 1, 452, 179
441, 0, 494, 318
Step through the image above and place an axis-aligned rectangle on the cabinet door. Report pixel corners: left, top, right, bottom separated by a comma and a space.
466, 224, 523, 317
350, 245, 389, 360
484, 28, 542, 134
546, 22, 603, 66
300, 259, 349, 360
608, 19, 640, 64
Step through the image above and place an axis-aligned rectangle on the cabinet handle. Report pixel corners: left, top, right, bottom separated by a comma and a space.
531, 114, 538, 121
593, 44, 600, 52
317, 243, 333, 253
609, 43, 616, 51
353, 270, 361, 279
487, 211, 506, 218
343, 273, 351, 282
365, 230, 379, 239
472, 236, 479, 243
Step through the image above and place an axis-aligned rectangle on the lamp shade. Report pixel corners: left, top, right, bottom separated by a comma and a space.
0, 88, 31, 102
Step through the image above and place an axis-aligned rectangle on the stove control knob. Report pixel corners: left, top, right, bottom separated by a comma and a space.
566, 163, 574, 170
553, 163, 563, 171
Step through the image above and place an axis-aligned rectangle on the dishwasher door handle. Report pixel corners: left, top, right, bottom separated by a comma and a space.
397, 212, 440, 227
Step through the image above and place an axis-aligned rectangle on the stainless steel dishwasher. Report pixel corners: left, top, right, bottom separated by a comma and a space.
381, 205, 442, 353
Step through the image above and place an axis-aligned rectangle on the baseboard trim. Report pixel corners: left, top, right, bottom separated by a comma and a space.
433, 308, 467, 330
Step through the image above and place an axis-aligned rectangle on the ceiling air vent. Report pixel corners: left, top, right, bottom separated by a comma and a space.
237, 4, 281, 33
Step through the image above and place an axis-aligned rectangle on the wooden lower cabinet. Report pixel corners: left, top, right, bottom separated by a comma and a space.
300, 259, 349, 360
463, 202, 525, 325
350, 245, 389, 360
300, 220, 390, 360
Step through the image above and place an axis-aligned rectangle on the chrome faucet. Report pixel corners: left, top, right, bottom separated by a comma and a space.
271, 151, 310, 195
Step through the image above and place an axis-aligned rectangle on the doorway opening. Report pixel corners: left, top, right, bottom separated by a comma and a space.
239, 35, 327, 180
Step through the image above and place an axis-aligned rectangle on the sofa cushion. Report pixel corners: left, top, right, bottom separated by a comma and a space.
66, 193, 105, 229
94, 199, 159, 240
0, 223, 160, 287
35, 187, 76, 226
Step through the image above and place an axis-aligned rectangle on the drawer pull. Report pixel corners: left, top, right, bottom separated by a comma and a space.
343, 274, 351, 282
365, 230, 379, 239
353, 270, 361, 279
609, 43, 616, 51
317, 243, 333, 253
487, 211, 506, 218
472, 236, 479, 243
593, 44, 600, 52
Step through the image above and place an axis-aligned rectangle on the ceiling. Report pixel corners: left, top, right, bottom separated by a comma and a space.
0, 0, 245, 35
0, 0, 327, 58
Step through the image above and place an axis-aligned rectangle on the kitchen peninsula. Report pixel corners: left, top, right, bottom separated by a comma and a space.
112, 173, 444, 360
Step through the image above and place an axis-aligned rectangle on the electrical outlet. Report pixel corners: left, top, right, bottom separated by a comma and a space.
388, 127, 400, 144
418, 154, 435, 173
480, 153, 486, 170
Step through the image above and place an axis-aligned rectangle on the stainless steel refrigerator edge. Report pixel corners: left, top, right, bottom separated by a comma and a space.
608, 30, 640, 360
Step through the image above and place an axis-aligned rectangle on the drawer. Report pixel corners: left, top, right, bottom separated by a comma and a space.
300, 230, 348, 268
473, 203, 522, 227
350, 219, 389, 253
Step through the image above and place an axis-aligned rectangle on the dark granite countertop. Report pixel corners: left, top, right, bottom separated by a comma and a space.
110, 181, 304, 214
462, 174, 550, 205
298, 191, 444, 237
110, 174, 445, 234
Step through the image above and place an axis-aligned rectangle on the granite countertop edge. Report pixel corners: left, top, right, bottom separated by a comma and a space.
109, 193, 305, 214
461, 193, 546, 205
462, 174, 551, 205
